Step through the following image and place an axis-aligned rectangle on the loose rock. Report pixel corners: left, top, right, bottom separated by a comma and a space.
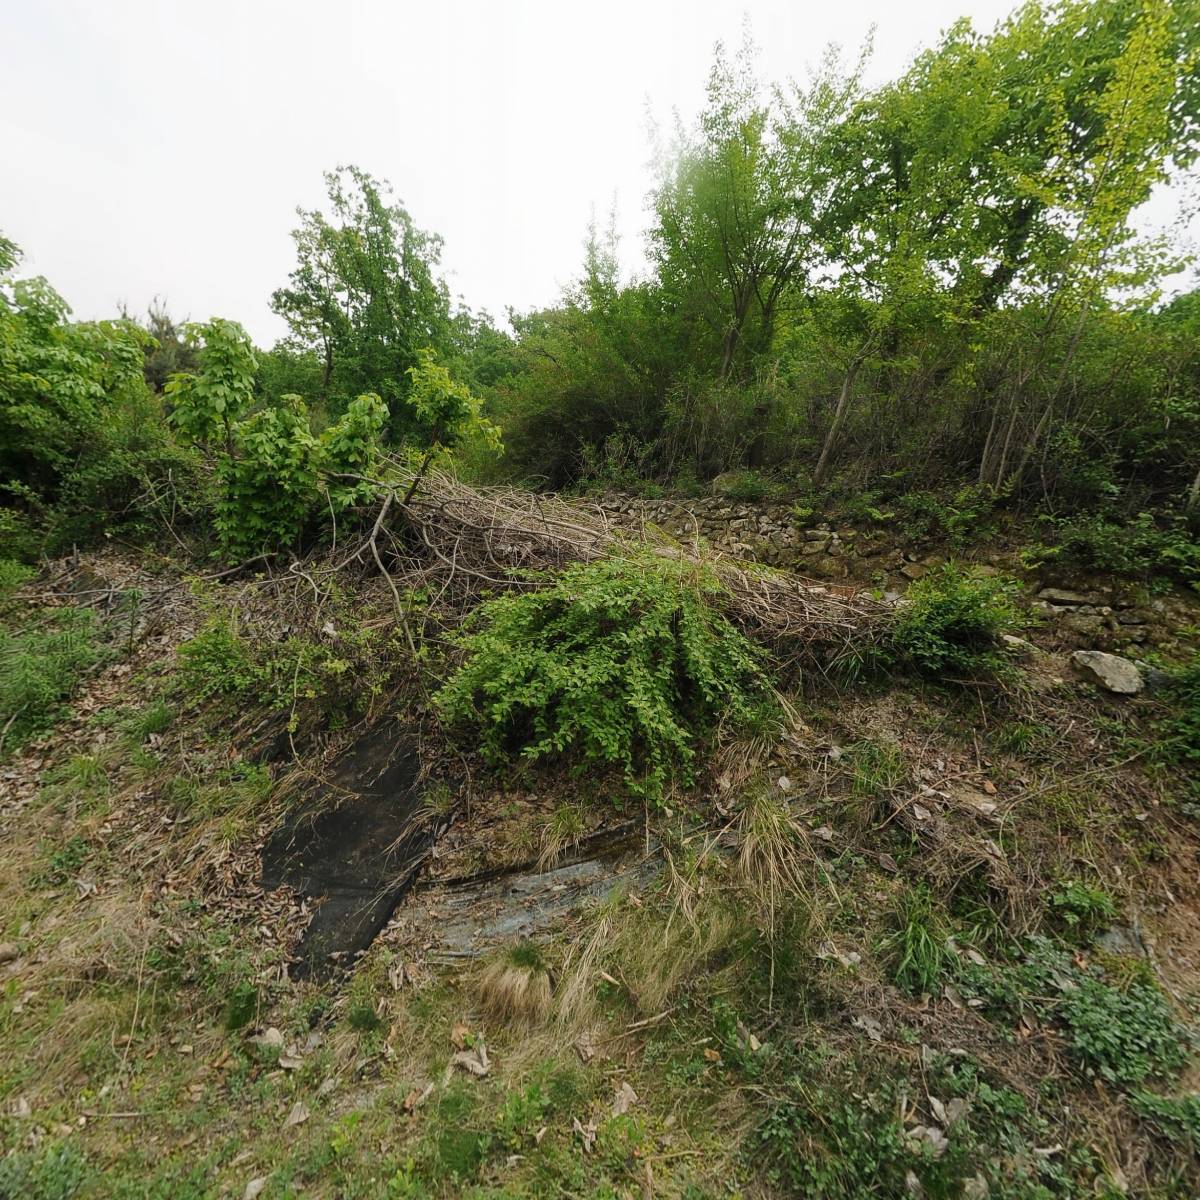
1071, 650, 1143, 695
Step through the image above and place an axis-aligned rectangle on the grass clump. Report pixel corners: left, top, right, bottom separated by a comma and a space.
886, 563, 1022, 678
476, 942, 553, 1025
436, 552, 774, 801
0, 601, 105, 758
883, 885, 952, 995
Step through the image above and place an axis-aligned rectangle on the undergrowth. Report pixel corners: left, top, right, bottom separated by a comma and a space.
885, 563, 1022, 678
0, 560, 106, 757
436, 551, 775, 801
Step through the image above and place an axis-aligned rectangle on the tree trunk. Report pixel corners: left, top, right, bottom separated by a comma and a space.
812, 348, 868, 489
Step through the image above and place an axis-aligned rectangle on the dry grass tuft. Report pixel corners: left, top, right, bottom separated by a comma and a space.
476, 944, 553, 1025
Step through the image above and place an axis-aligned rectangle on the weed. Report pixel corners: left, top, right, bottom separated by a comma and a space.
1023, 511, 1200, 590
538, 802, 587, 868
883, 886, 952, 995
347, 1003, 383, 1034
122, 699, 175, 743
437, 551, 774, 801
885, 563, 1022, 677
846, 738, 907, 799
1048, 880, 1116, 943
1131, 1091, 1200, 1154
958, 937, 1189, 1086
0, 1141, 91, 1200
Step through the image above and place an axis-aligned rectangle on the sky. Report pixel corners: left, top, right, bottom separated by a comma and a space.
1, 0, 1195, 345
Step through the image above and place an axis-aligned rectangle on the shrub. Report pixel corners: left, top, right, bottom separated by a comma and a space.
436, 552, 773, 801
886, 564, 1021, 677
895, 484, 1004, 547
1023, 511, 1200, 590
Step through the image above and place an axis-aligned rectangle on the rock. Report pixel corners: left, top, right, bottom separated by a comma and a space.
0, 943, 18, 964
1071, 650, 1143, 695
1038, 587, 1104, 607
1001, 633, 1035, 655
899, 562, 928, 581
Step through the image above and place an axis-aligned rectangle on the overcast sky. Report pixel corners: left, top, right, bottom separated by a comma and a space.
2, 0, 1194, 345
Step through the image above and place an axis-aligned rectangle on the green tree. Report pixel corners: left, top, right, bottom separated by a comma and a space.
270, 166, 452, 431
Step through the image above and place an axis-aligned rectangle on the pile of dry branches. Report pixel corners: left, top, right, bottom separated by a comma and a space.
339, 466, 890, 677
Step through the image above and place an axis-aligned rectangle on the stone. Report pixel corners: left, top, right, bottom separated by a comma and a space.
899, 562, 928, 581
1038, 587, 1104, 607
1071, 650, 1143, 695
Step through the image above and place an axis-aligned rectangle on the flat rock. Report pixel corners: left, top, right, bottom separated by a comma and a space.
1071, 650, 1143, 695
1038, 587, 1104, 607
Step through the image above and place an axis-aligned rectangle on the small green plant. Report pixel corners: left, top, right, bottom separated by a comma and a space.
1023, 511, 1200, 590
347, 1003, 384, 1034
0, 1141, 91, 1200
957, 938, 1189, 1087
896, 484, 1004, 548
1158, 653, 1200, 767
846, 739, 908, 799
436, 552, 774, 801
1048, 880, 1116, 943
715, 469, 783, 503
886, 563, 1022, 677
1131, 1091, 1200, 1153
883, 886, 952, 995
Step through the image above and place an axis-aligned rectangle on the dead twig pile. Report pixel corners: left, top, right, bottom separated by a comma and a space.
349, 466, 889, 677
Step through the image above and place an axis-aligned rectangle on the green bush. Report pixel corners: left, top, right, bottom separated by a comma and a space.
1024, 511, 1200, 590
436, 552, 773, 801
886, 564, 1022, 677
895, 484, 1004, 547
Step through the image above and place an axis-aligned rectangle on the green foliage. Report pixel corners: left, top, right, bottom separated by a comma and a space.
164, 318, 258, 445
269, 165, 453, 430
846, 738, 907, 799
436, 552, 773, 800
884, 886, 952, 995
895, 485, 1005, 548
176, 606, 387, 724
1131, 1091, 1200, 1154
1159, 653, 1200, 766
1024, 511, 1200, 589
166, 318, 393, 556
404, 347, 501, 457
958, 937, 1190, 1087
712, 469, 783, 503
0, 1142, 91, 1200
0, 604, 105, 757
886, 564, 1022, 677
1048, 880, 1117, 943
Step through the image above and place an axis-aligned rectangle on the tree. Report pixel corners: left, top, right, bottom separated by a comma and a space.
650, 39, 859, 384
270, 166, 452, 431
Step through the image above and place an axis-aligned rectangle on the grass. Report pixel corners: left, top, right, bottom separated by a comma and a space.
1, 558, 1199, 1198
475, 942, 553, 1024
